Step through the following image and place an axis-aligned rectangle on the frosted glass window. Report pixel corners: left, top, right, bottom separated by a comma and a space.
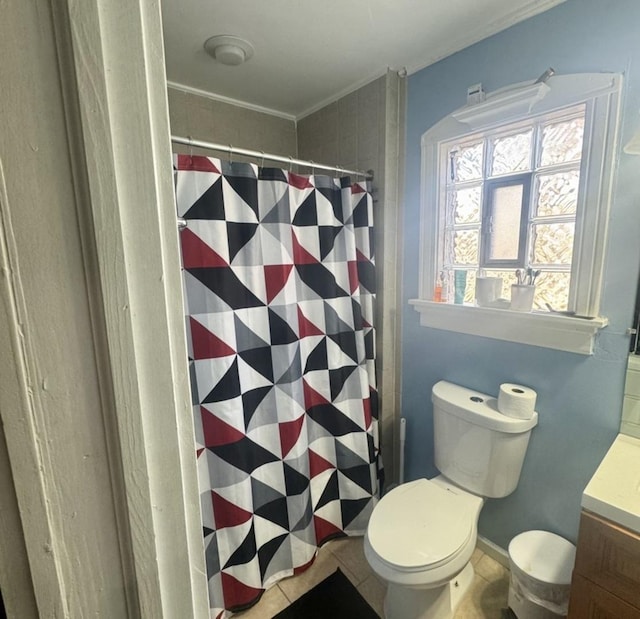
532, 272, 571, 311
536, 171, 580, 216
453, 229, 479, 264
448, 186, 482, 224
540, 116, 585, 166
491, 130, 532, 176
532, 223, 575, 265
422, 74, 621, 335
449, 142, 483, 182
487, 184, 524, 261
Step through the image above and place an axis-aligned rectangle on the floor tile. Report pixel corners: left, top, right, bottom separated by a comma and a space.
326, 537, 372, 585
239, 541, 512, 618
470, 547, 485, 566
233, 584, 289, 618
474, 554, 508, 583
454, 573, 510, 619
357, 573, 387, 617
277, 546, 357, 603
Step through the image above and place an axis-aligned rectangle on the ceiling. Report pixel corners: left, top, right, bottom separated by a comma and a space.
161, 0, 565, 120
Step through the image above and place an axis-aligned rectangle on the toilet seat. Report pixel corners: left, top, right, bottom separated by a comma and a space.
366, 478, 480, 572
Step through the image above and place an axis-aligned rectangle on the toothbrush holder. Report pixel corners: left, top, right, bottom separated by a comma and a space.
510, 284, 536, 312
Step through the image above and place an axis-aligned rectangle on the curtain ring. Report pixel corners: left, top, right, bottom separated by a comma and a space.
288, 156, 293, 172
229, 144, 233, 164
188, 135, 194, 161
310, 160, 315, 176
260, 151, 265, 168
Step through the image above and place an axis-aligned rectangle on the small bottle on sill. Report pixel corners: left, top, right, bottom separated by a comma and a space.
434, 271, 447, 302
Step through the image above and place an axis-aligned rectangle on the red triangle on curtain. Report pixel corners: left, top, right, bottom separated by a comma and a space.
313, 515, 343, 542
180, 228, 228, 268
297, 307, 324, 338
292, 231, 319, 265
201, 406, 245, 447
356, 248, 370, 263
293, 554, 316, 576
278, 414, 305, 458
211, 491, 253, 529
289, 172, 314, 190
264, 264, 293, 304
351, 183, 367, 194
347, 260, 359, 293
220, 571, 263, 610
309, 450, 335, 478
190, 318, 236, 359
177, 153, 221, 173
303, 380, 329, 409
363, 397, 372, 430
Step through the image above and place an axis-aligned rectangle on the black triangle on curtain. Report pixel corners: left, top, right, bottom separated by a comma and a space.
184, 178, 225, 220
223, 521, 257, 569
202, 357, 241, 403
227, 222, 259, 262
224, 173, 259, 220
292, 192, 317, 226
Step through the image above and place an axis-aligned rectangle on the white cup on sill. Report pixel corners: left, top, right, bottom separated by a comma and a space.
476, 277, 502, 307
510, 284, 536, 312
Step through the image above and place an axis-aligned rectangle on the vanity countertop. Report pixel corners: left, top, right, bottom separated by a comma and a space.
582, 433, 640, 534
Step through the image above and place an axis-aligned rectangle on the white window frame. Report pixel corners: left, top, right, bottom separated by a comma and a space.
410, 73, 622, 355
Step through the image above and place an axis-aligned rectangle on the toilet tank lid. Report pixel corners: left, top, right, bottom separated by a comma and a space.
432, 381, 538, 433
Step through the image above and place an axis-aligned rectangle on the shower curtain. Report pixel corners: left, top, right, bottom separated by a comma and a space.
174, 154, 380, 617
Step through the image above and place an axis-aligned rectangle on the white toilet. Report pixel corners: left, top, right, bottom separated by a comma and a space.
364, 380, 538, 619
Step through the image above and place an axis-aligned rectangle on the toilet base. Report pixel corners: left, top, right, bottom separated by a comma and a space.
383, 562, 475, 619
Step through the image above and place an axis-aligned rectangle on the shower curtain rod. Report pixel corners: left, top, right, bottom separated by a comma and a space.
171, 135, 373, 180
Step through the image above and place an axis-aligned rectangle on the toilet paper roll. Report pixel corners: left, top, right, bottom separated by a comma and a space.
497, 383, 537, 419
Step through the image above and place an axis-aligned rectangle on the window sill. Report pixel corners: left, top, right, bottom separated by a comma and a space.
408, 299, 608, 355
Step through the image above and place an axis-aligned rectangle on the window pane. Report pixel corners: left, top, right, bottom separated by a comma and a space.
532, 223, 575, 265
449, 186, 482, 224
450, 142, 483, 182
536, 171, 580, 217
453, 229, 479, 264
487, 184, 524, 261
533, 271, 571, 311
491, 130, 532, 176
540, 116, 585, 166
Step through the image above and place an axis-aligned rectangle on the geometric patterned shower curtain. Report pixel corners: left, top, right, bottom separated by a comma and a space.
174, 155, 381, 618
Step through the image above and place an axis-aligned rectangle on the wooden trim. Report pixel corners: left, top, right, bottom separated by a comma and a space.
51, 0, 208, 616
409, 299, 607, 354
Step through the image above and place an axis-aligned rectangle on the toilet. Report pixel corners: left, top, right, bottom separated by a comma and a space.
364, 380, 538, 619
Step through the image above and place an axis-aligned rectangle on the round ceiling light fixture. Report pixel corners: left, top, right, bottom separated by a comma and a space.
204, 35, 254, 66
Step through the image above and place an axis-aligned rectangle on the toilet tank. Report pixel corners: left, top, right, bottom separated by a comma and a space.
431, 381, 538, 498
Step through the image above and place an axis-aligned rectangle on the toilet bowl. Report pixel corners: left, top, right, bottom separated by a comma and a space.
364, 380, 538, 619
364, 477, 483, 619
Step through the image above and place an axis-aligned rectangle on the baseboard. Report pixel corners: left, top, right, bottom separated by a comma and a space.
476, 535, 510, 569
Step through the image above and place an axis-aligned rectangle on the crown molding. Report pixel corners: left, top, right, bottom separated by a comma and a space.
166, 81, 297, 122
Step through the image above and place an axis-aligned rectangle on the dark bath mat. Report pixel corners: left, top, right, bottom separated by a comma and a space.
272, 568, 381, 619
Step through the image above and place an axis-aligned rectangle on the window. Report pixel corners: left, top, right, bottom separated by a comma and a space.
411, 74, 622, 354
444, 105, 584, 310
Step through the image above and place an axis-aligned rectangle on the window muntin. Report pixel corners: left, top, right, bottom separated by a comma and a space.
441, 105, 585, 311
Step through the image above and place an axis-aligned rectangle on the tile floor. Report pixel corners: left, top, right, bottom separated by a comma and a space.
235, 537, 511, 618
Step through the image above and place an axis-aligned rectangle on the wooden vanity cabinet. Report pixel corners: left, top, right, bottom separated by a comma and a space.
568, 510, 640, 618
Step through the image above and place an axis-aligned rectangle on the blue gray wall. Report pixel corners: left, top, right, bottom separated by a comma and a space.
402, 0, 640, 548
